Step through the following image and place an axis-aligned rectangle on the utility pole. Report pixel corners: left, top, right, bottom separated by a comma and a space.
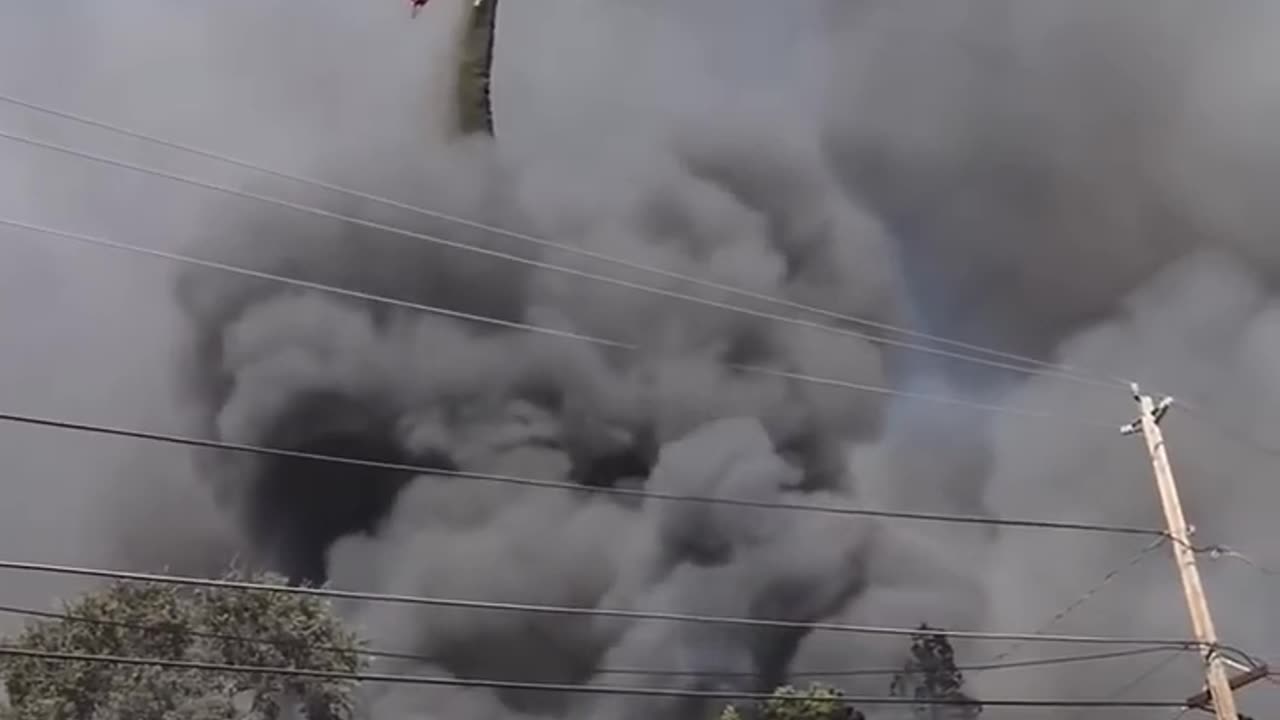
1122, 384, 1239, 720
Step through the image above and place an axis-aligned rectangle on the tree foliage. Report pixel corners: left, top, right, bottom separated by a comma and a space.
720, 684, 864, 720
719, 625, 984, 720
0, 570, 365, 720
890, 625, 982, 719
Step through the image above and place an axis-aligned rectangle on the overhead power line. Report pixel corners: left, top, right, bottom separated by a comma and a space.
0, 602, 1184, 679
0, 124, 1123, 393
0, 646, 1195, 708
0, 93, 1126, 392
1146, 403, 1280, 581
0, 559, 1200, 648
0, 215, 1117, 430
1194, 544, 1280, 580
0, 409, 1163, 536
1065, 652, 1188, 720
983, 537, 1168, 665
1105, 652, 1185, 699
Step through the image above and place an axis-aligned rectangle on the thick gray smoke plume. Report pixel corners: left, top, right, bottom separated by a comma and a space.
4, 1, 1280, 719
175, 69, 901, 718
822, 2, 1280, 718
825, 0, 1280, 358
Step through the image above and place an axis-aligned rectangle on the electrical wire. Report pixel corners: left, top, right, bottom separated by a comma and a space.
1216, 647, 1266, 674
1045, 537, 1275, 677
0, 93, 1128, 392
0, 125, 1128, 399
0, 216, 1119, 430
0, 602, 1185, 679
0, 103, 1222, 706
982, 537, 1169, 665
1192, 543, 1280, 580
0, 646, 1196, 708
1151, 517, 1280, 584
0, 63, 1268, 720
1153, 403, 1280, 580
1101, 652, 1185, 700
0, 559, 1201, 648
1211, 549, 1280, 578
803, 647, 1181, 678
1065, 651, 1187, 720
0, 409, 1163, 536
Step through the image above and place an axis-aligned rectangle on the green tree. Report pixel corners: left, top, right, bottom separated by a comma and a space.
720, 684, 863, 720
0, 570, 365, 720
890, 625, 982, 719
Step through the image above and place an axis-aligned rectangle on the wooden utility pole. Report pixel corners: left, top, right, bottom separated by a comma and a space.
1122, 384, 1239, 719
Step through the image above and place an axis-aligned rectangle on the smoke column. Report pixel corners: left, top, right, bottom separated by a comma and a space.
3, 1, 1280, 719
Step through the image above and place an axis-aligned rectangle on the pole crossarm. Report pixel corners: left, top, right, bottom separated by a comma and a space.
1185, 664, 1267, 714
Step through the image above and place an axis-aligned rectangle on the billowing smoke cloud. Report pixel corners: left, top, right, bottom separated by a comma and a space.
5, 1, 1280, 719
822, 2, 1280, 718
174, 73, 901, 716
3, 1, 906, 717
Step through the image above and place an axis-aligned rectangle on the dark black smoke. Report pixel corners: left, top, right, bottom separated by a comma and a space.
9, 2, 1280, 719
248, 390, 445, 585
